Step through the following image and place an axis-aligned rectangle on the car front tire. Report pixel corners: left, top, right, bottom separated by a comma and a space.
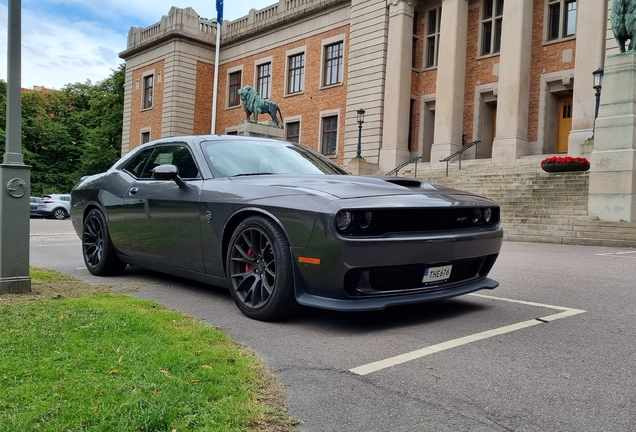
82, 209, 127, 276
226, 216, 297, 321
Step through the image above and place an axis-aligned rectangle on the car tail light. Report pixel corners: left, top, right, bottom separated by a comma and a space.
42, 200, 54, 203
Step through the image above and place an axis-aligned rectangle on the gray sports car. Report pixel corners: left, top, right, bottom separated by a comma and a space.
70, 135, 503, 321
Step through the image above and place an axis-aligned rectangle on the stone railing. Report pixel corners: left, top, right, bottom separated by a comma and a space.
125, 7, 217, 51
125, 0, 346, 51
223, 0, 347, 41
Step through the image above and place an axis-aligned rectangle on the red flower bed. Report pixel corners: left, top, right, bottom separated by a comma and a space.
540, 156, 589, 166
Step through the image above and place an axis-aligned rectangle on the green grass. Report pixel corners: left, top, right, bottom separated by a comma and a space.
0, 271, 297, 431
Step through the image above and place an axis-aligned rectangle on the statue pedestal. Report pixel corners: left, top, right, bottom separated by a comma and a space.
237, 122, 285, 140
588, 53, 636, 222
347, 157, 379, 175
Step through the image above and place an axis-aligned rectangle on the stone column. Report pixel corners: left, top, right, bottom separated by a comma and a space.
588, 53, 636, 222
345, 0, 387, 166
430, 0, 468, 166
568, 0, 608, 156
491, 0, 533, 164
378, 0, 414, 173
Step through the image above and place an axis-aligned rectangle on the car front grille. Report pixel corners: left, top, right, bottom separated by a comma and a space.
338, 207, 500, 237
343, 254, 498, 296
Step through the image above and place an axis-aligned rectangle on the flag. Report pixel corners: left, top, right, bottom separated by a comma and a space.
216, 0, 224, 25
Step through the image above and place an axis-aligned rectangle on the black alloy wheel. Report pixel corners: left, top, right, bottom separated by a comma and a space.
82, 209, 127, 276
53, 208, 67, 220
227, 216, 297, 321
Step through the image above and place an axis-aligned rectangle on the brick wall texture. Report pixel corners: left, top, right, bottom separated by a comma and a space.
125, 1, 584, 160
130, 60, 165, 149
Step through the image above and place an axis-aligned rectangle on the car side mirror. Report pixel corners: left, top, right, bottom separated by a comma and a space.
152, 164, 187, 188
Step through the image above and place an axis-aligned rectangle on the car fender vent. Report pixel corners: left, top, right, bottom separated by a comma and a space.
381, 178, 422, 188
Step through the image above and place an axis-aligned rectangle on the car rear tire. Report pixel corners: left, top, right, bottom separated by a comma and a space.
226, 216, 298, 321
82, 209, 127, 276
53, 208, 68, 220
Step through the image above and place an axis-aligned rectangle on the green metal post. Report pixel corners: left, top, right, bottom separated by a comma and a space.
0, 0, 31, 294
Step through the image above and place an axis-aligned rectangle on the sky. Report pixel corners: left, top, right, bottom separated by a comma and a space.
0, 0, 275, 90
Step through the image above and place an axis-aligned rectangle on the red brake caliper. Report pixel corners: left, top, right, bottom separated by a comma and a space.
245, 248, 255, 273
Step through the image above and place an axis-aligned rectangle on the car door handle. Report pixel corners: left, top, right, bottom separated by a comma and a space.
129, 187, 139, 196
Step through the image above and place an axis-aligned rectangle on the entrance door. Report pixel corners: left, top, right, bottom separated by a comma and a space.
557, 96, 573, 153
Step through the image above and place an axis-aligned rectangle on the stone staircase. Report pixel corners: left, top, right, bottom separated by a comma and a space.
393, 156, 636, 248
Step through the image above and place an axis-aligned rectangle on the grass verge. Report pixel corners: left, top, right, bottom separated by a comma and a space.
0, 268, 299, 431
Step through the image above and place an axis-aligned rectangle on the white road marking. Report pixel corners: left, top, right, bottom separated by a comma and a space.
595, 250, 636, 257
349, 294, 586, 376
31, 243, 80, 247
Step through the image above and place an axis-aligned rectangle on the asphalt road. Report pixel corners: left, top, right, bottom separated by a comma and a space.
29, 218, 636, 431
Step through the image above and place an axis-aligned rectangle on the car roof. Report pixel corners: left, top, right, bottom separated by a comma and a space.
138, 134, 289, 148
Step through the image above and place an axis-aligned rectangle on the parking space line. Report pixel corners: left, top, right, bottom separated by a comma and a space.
31, 243, 80, 247
595, 251, 636, 257
349, 295, 586, 376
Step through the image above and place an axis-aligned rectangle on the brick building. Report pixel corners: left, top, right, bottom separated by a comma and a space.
119, 0, 614, 174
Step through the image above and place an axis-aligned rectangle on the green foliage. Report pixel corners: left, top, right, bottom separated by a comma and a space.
0, 65, 125, 196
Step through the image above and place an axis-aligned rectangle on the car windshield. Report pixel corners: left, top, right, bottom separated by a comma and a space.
201, 139, 348, 178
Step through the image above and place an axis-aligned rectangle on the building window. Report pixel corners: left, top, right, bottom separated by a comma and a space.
412, 12, 420, 68
426, 7, 441, 67
324, 42, 343, 86
321, 116, 338, 156
141, 131, 150, 144
548, 0, 577, 41
287, 53, 305, 94
481, 0, 504, 56
257, 63, 271, 99
286, 121, 300, 143
228, 71, 241, 107
143, 75, 154, 109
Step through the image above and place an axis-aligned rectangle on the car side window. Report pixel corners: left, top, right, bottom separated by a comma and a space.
164, 145, 200, 179
124, 145, 200, 179
124, 148, 156, 178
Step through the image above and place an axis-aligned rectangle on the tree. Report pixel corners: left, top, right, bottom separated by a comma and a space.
0, 64, 125, 196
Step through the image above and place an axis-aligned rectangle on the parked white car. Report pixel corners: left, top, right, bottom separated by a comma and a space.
37, 194, 71, 220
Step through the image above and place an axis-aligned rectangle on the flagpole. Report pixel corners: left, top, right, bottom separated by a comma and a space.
211, 0, 223, 135
211, 20, 220, 134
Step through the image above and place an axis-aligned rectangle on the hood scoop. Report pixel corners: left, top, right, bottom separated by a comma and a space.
381, 177, 423, 188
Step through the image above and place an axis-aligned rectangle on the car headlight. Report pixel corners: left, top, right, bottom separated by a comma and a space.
471, 208, 482, 224
357, 211, 374, 230
336, 211, 353, 231
484, 208, 493, 223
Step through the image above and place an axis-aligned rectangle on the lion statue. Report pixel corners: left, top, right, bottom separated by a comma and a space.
237, 85, 283, 128
611, 0, 636, 53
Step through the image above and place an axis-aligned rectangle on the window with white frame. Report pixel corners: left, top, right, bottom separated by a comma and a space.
321, 115, 338, 156
257, 62, 271, 99
142, 74, 154, 109
323, 42, 344, 86
547, 0, 577, 41
228, 71, 242, 107
287, 53, 305, 94
425, 7, 441, 67
481, 0, 504, 56
141, 130, 150, 144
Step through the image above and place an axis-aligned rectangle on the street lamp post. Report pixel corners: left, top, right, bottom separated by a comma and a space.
355, 108, 365, 158
0, 0, 32, 294
592, 68, 604, 139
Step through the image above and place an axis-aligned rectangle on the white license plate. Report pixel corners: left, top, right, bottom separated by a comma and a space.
422, 265, 452, 284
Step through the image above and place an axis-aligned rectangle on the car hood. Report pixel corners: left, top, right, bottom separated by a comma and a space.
228, 174, 478, 200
